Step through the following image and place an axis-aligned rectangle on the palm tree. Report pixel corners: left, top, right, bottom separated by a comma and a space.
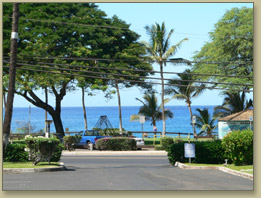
214, 91, 253, 119
135, 92, 173, 129
164, 69, 205, 139
142, 22, 188, 136
194, 108, 217, 137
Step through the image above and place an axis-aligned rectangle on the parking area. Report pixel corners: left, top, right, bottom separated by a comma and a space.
3, 154, 253, 191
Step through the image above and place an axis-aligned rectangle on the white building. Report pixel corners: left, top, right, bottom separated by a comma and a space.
218, 109, 253, 139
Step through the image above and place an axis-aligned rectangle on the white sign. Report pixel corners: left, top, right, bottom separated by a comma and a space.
184, 143, 195, 158
11, 32, 19, 39
249, 116, 253, 121
140, 116, 145, 123
192, 116, 196, 124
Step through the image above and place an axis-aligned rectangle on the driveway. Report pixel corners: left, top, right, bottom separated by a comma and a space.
3, 153, 253, 190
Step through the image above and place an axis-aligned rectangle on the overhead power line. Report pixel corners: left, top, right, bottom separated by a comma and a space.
3, 66, 253, 93
5, 61, 253, 87
3, 54, 254, 65
3, 57, 254, 79
5, 16, 253, 39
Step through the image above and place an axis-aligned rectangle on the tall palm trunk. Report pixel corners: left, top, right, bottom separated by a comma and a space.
187, 102, 197, 139
115, 80, 123, 132
81, 87, 88, 130
160, 61, 166, 136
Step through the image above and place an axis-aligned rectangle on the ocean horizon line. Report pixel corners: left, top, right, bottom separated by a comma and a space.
10, 104, 217, 108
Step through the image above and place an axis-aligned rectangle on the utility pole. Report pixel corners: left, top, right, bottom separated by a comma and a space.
3, 3, 19, 149
45, 87, 48, 133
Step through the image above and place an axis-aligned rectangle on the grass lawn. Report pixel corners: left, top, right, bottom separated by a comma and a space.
3, 162, 61, 169
225, 164, 253, 174
184, 163, 253, 175
144, 137, 215, 145
184, 163, 223, 167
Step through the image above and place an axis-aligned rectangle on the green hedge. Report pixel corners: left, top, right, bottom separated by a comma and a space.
222, 129, 253, 165
63, 135, 81, 151
96, 137, 136, 151
3, 143, 29, 162
168, 140, 226, 165
4, 141, 64, 163
50, 143, 64, 162
161, 137, 174, 151
25, 136, 61, 165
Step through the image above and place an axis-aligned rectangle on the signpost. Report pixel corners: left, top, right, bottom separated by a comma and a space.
191, 115, 197, 142
185, 143, 195, 163
45, 120, 52, 138
249, 116, 253, 131
140, 116, 145, 132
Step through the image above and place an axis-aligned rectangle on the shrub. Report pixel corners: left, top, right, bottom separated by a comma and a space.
94, 128, 126, 136
168, 140, 226, 165
25, 136, 60, 165
174, 138, 184, 143
63, 135, 81, 151
3, 143, 29, 162
154, 145, 164, 150
222, 129, 253, 165
161, 137, 174, 151
194, 140, 226, 164
96, 137, 136, 151
50, 143, 64, 162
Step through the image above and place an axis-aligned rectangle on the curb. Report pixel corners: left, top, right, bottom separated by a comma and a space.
3, 162, 66, 174
174, 162, 253, 180
62, 150, 167, 156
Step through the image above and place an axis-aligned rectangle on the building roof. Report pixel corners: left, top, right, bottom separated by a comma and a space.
218, 109, 253, 121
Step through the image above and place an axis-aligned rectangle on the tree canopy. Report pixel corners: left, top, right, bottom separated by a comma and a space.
3, 3, 152, 136
192, 7, 253, 90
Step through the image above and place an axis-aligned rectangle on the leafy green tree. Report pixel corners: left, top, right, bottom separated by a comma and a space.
192, 7, 253, 90
164, 69, 205, 138
76, 78, 108, 130
97, 16, 153, 132
213, 91, 253, 119
3, 3, 151, 137
142, 22, 188, 136
194, 108, 217, 137
135, 92, 173, 129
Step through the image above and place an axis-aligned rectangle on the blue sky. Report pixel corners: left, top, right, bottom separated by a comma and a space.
13, 2, 253, 107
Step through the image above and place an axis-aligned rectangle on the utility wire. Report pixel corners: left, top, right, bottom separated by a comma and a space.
5, 16, 253, 39
3, 55, 254, 65
3, 66, 253, 93
3, 57, 254, 79
6, 61, 253, 87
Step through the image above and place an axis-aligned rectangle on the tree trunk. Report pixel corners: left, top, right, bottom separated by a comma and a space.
160, 62, 166, 137
3, 3, 19, 149
19, 85, 67, 138
188, 102, 197, 139
51, 110, 65, 138
82, 87, 88, 130
115, 80, 123, 132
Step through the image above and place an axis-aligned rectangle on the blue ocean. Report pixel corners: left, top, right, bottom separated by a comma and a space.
8, 106, 217, 138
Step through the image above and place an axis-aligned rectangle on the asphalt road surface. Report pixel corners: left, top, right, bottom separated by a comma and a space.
3, 155, 253, 191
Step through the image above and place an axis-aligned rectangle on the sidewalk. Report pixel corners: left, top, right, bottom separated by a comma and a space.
3, 162, 66, 174
62, 148, 168, 156
175, 162, 253, 180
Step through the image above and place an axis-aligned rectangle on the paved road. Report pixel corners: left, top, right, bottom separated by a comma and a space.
3, 155, 253, 190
